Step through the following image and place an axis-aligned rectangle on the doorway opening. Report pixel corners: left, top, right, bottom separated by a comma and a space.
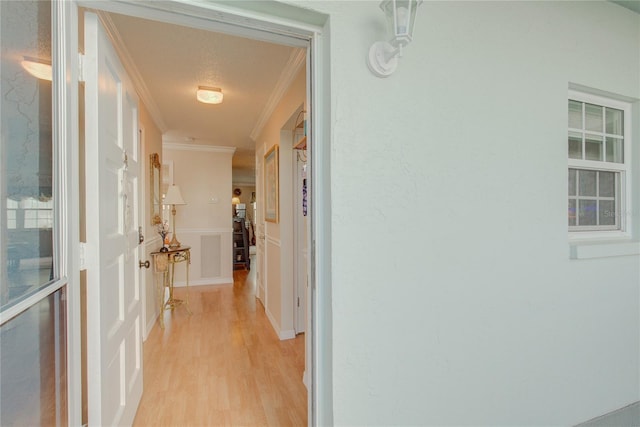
71, 1, 331, 426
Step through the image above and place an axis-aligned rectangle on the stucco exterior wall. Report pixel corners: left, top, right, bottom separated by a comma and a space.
291, 1, 640, 425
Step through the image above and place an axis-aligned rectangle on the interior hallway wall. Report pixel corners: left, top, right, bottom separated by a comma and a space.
255, 68, 306, 339
163, 141, 235, 286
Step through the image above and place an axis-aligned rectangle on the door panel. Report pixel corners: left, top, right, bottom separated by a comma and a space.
84, 11, 142, 426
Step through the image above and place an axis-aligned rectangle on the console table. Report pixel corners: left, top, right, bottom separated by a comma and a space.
151, 245, 191, 329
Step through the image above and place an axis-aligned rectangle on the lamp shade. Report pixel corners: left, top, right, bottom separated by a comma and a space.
164, 185, 186, 205
231, 197, 241, 205
380, 0, 422, 46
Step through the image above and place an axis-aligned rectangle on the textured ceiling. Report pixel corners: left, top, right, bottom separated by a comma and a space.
107, 12, 297, 183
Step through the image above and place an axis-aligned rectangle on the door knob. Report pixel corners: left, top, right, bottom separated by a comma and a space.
139, 260, 150, 269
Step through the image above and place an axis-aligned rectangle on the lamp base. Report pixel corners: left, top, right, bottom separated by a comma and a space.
170, 206, 180, 248
169, 234, 180, 248
367, 41, 398, 77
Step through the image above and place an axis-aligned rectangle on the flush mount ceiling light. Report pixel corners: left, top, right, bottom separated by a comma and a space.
196, 86, 223, 104
367, 0, 423, 78
21, 56, 52, 81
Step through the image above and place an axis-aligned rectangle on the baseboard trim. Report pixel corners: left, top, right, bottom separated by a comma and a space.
144, 314, 157, 341
173, 277, 233, 287
303, 370, 310, 390
265, 306, 280, 336
279, 329, 296, 340
265, 306, 295, 340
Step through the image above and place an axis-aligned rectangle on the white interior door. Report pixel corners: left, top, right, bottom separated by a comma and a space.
255, 144, 266, 303
83, 11, 143, 426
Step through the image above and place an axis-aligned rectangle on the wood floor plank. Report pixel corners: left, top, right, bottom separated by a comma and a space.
133, 266, 307, 426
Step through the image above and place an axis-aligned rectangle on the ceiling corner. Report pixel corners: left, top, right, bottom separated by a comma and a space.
249, 48, 306, 142
99, 11, 169, 132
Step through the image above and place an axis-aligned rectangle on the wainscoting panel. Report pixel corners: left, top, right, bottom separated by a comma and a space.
264, 236, 295, 340
143, 236, 162, 339
170, 228, 232, 287
201, 234, 222, 278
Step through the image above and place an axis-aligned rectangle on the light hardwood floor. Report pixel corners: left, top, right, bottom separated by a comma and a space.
133, 261, 307, 426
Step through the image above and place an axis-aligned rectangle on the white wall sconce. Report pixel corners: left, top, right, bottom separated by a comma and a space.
367, 0, 422, 78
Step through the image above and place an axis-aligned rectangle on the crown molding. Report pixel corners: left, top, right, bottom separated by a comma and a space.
98, 11, 169, 132
163, 142, 236, 154
249, 47, 306, 141
232, 179, 257, 186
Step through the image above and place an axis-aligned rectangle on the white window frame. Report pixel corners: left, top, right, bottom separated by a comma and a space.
568, 90, 632, 241
21, 197, 54, 229
6, 198, 18, 229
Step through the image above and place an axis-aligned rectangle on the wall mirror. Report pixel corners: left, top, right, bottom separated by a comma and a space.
150, 153, 162, 225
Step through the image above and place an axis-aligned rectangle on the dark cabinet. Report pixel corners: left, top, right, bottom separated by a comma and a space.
233, 219, 250, 270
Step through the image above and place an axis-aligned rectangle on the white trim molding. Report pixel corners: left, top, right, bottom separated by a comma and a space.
173, 277, 233, 287
98, 11, 168, 132
570, 240, 640, 259
163, 142, 236, 154
265, 307, 296, 340
250, 48, 306, 141
233, 178, 258, 186
180, 227, 232, 234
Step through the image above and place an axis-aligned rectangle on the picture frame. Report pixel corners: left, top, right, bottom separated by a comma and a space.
149, 153, 162, 225
264, 144, 279, 223
161, 161, 173, 223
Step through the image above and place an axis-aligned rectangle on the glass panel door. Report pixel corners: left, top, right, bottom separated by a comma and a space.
0, 1, 68, 425
0, 288, 68, 425
1, 0, 55, 309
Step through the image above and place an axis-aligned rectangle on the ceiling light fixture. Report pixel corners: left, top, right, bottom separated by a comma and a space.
21, 56, 52, 81
367, 0, 422, 78
197, 86, 223, 104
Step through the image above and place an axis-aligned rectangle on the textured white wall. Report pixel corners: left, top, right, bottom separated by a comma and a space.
292, 1, 640, 425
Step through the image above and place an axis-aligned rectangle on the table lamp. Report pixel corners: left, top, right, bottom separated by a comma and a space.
164, 184, 186, 247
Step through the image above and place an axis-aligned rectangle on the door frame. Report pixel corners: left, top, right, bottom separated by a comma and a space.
61, 1, 333, 425
293, 147, 307, 335
256, 143, 267, 305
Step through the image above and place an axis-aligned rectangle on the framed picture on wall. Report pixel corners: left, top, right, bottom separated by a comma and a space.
264, 145, 279, 223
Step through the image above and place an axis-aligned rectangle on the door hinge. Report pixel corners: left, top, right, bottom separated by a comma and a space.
297, 297, 300, 307
78, 53, 85, 82
79, 242, 86, 270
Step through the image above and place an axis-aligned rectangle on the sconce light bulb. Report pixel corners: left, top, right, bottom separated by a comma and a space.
396, 6, 409, 34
